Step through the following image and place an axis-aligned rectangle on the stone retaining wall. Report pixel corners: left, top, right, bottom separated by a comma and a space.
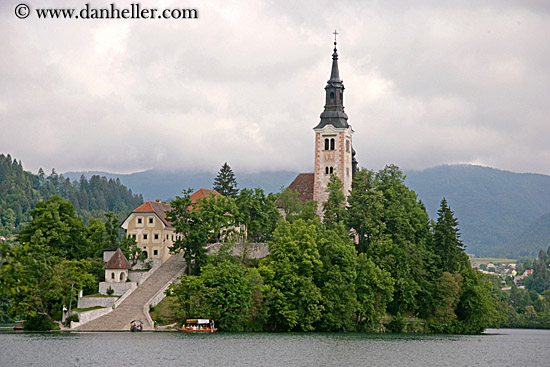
99, 281, 137, 296
70, 307, 112, 329
77, 295, 119, 309
207, 242, 270, 259
128, 271, 144, 282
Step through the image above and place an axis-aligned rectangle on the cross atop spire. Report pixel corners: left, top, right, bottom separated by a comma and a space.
314, 31, 348, 130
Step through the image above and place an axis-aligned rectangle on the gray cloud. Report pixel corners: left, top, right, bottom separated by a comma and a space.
1, 0, 549, 176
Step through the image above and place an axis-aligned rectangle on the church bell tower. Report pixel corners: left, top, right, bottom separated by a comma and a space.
313, 32, 355, 214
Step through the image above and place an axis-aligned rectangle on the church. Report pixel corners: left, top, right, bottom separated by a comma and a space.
282, 35, 358, 215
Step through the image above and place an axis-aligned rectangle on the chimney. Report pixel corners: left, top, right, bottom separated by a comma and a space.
156, 199, 161, 203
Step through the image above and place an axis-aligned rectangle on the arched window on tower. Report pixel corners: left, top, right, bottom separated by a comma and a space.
324, 138, 329, 151
330, 167, 334, 174
325, 167, 329, 175
330, 138, 335, 151
346, 140, 350, 153
330, 92, 335, 103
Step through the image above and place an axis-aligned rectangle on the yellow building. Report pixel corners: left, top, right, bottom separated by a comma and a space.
121, 189, 220, 265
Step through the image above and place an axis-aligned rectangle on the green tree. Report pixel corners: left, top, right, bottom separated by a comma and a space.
355, 253, 394, 330
213, 162, 239, 198
315, 223, 358, 331
167, 189, 209, 275
260, 220, 323, 331
0, 240, 27, 295
236, 188, 280, 242
346, 169, 385, 254
456, 267, 504, 333
432, 198, 469, 273
525, 248, 550, 294
12, 257, 97, 330
16, 196, 88, 259
196, 192, 239, 243
275, 189, 302, 223
358, 165, 433, 316
322, 174, 347, 230
426, 272, 462, 333
169, 255, 264, 331
168, 189, 239, 275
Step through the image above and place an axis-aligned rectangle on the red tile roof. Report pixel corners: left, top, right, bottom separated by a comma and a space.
190, 188, 221, 203
104, 248, 132, 270
132, 200, 173, 227
130, 190, 221, 226
275, 173, 314, 206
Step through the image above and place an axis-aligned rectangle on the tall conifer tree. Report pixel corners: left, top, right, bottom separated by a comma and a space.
432, 198, 467, 273
213, 162, 239, 198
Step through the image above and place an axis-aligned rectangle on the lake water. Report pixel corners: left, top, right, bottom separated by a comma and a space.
0, 328, 549, 367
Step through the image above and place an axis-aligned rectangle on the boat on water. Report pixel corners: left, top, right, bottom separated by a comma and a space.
177, 319, 217, 333
130, 320, 143, 332
13, 320, 25, 331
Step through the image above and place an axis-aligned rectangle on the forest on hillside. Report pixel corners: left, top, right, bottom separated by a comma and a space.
405, 165, 550, 257
0, 153, 143, 236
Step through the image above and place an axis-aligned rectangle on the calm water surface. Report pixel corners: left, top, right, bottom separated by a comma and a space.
0, 328, 549, 367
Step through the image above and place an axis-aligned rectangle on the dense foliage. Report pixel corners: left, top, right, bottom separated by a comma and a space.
169, 166, 504, 333
0, 195, 134, 329
0, 153, 143, 236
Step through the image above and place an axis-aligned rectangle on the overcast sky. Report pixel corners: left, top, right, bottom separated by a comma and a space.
1, 0, 549, 176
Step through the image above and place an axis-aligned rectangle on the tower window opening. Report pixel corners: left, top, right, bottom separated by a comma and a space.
324, 138, 329, 150
330, 167, 334, 174
346, 140, 350, 153
330, 138, 335, 150
325, 167, 329, 175
330, 92, 335, 102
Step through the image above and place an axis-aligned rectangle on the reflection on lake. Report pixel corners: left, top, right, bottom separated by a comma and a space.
0, 328, 549, 367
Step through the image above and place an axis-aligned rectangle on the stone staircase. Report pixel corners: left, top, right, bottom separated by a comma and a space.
74, 254, 185, 331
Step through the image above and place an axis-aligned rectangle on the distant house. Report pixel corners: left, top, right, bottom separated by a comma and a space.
121, 189, 221, 265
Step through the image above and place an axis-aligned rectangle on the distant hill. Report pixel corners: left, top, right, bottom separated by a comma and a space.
502, 212, 550, 257
63, 169, 300, 201
404, 165, 550, 257
0, 154, 143, 235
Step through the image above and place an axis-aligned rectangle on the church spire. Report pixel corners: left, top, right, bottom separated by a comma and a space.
330, 30, 340, 82
314, 30, 349, 130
